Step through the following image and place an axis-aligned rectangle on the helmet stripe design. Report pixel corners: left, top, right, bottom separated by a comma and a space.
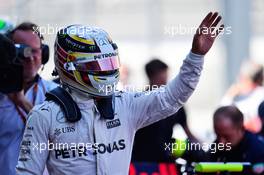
55, 41, 69, 60
69, 35, 95, 45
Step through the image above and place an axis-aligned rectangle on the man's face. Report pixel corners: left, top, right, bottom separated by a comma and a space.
12, 30, 42, 82
151, 69, 168, 87
214, 116, 243, 147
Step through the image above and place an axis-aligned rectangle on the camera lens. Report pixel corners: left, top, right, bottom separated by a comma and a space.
23, 47, 33, 58
15, 44, 33, 59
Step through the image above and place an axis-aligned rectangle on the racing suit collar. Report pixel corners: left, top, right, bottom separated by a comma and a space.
69, 87, 115, 119
70, 89, 95, 110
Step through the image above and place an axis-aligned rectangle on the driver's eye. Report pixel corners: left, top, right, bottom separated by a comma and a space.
104, 70, 118, 75
88, 70, 118, 76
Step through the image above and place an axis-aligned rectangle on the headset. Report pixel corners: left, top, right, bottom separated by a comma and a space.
41, 44, 49, 65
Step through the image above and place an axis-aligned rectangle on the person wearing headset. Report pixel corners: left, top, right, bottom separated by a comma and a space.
0, 22, 57, 175
16, 12, 224, 175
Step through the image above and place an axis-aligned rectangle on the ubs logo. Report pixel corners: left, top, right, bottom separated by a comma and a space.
54, 126, 75, 136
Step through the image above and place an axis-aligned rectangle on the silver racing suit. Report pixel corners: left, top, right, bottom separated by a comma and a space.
16, 52, 204, 175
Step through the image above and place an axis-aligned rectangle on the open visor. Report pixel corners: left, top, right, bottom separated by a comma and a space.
65, 56, 120, 72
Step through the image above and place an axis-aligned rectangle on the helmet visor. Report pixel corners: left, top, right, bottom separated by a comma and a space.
74, 56, 120, 72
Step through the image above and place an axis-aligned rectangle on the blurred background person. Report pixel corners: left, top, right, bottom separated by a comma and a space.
212, 106, 264, 167
0, 22, 56, 175
132, 59, 197, 163
221, 60, 264, 133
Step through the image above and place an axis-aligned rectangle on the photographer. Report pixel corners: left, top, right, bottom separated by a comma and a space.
0, 22, 57, 175
173, 106, 264, 175
205, 106, 264, 175
212, 106, 264, 163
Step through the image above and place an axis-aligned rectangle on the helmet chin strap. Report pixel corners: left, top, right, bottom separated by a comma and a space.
62, 83, 93, 100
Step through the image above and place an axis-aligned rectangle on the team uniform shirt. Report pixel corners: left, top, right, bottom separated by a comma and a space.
16, 52, 204, 175
0, 76, 57, 175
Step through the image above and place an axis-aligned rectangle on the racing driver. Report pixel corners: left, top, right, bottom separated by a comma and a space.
16, 12, 224, 175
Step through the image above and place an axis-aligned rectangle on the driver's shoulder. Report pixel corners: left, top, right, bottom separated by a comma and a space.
29, 100, 61, 122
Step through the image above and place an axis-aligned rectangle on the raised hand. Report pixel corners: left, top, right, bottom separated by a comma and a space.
191, 12, 224, 55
